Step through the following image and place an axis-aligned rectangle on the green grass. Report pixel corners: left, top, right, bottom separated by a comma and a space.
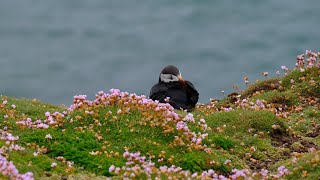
203, 109, 285, 136
1, 65, 320, 179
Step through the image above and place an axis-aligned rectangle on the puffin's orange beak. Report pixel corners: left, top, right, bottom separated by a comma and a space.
178, 74, 184, 81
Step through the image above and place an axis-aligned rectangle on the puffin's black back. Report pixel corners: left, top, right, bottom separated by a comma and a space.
149, 80, 199, 111
150, 65, 199, 111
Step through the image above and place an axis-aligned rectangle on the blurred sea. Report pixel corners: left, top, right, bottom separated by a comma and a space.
1, 0, 320, 105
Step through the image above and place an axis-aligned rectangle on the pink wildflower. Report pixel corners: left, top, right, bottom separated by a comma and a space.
109, 165, 115, 172
2, 100, 7, 105
45, 112, 50, 117
281, 66, 288, 70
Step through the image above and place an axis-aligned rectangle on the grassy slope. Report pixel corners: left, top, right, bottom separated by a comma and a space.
0, 68, 319, 179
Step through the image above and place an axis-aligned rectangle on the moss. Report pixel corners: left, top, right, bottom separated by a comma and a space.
251, 90, 299, 106
209, 134, 234, 150
241, 78, 281, 98
205, 109, 285, 135
6, 97, 65, 119
291, 142, 304, 151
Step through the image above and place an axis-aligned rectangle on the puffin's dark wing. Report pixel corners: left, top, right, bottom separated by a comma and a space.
185, 81, 199, 106
149, 83, 168, 102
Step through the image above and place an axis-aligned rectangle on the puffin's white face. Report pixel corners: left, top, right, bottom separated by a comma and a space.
159, 66, 183, 83
160, 71, 183, 83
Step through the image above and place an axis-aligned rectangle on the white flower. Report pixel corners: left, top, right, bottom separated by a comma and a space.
281, 66, 288, 70
290, 79, 295, 84
51, 162, 57, 168
11, 104, 16, 109
45, 134, 52, 139
224, 159, 231, 165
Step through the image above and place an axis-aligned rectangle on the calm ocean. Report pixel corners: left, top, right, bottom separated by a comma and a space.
1, 0, 320, 105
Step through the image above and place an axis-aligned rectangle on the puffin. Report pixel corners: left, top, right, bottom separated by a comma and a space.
149, 65, 199, 111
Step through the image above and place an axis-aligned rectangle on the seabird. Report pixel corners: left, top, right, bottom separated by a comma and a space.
149, 65, 199, 111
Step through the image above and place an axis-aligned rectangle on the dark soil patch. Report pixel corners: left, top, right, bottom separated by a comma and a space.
246, 129, 319, 171
227, 92, 239, 103
246, 158, 275, 171
269, 97, 292, 107
270, 129, 318, 153
306, 125, 320, 138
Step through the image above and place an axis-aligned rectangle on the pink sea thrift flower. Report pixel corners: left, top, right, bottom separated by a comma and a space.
260, 169, 268, 177
110, 88, 121, 95
191, 172, 198, 178
290, 79, 295, 84
281, 66, 288, 70
255, 100, 265, 108
114, 167, 121, 174
273, 166, 289, 178
305, 50, 312, 56
230, 169, 250, 179
9, 144, 25, 151
183, 113, 195, 122
308, 147, 316, 152
176, 121, 188, 131
2, 100, 8, 105
0, 154, 34, 179
45, 112, 50, 117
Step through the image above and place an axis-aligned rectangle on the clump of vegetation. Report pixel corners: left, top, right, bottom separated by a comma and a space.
1, 50, 320, 179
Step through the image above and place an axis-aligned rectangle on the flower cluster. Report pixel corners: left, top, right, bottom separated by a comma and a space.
0, 130, 25, 151
16, 111, 65, 129
294, 50, 320, 71
68, 89, 210, 150
0, 97, 17, 120
55, 156, 75, 173
16, 118, 49, 129
0, 154, 34, 180
109, 151, 290, 179
0, 100, 33, 179
272, 166, 290, 178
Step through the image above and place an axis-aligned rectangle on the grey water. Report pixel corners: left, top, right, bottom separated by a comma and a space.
1, 0, 320, 105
